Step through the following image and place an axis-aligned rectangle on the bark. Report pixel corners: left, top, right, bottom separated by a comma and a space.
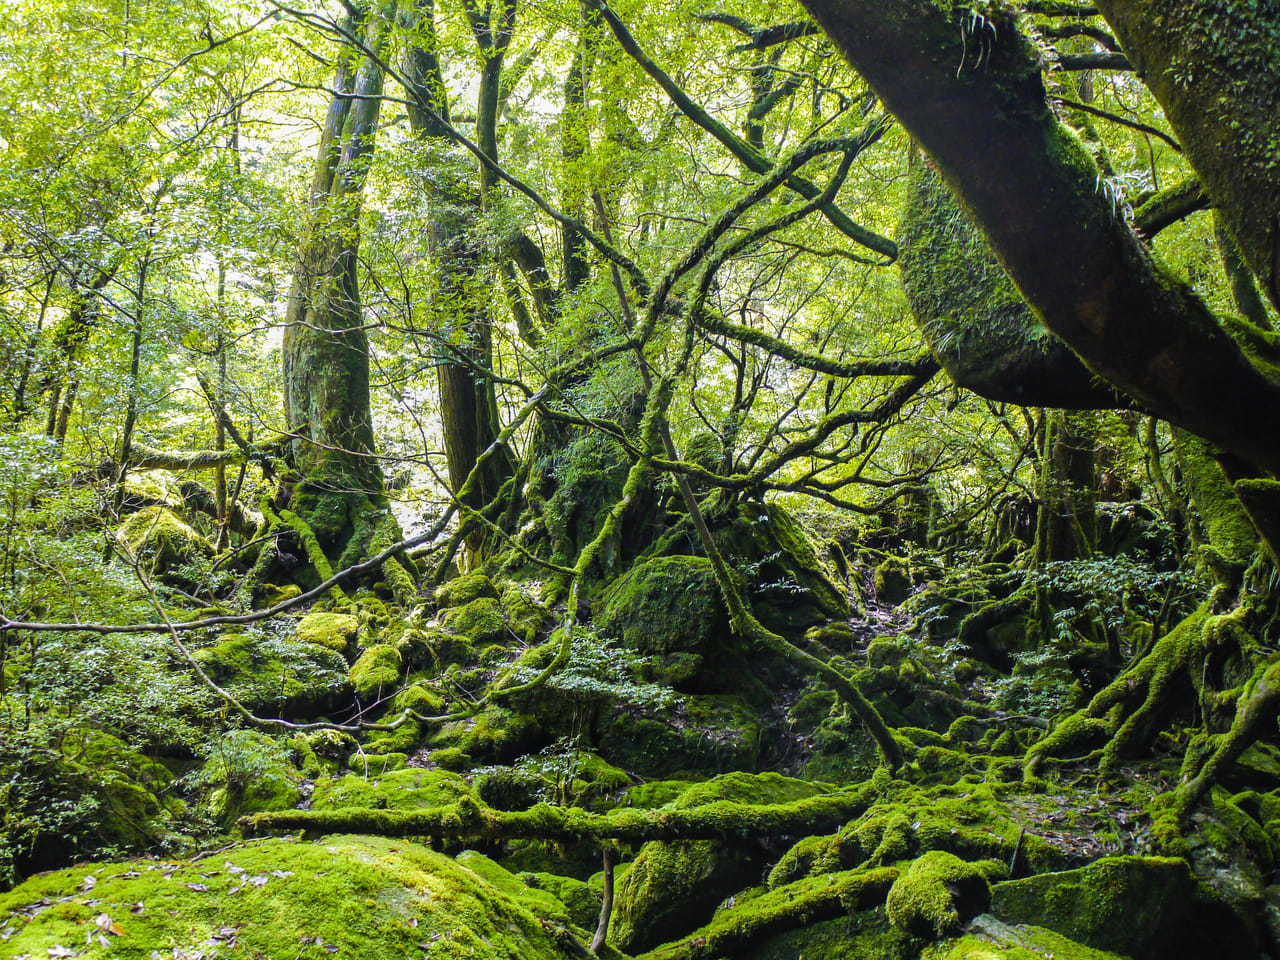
800, 0, 1280, 475
404, 0, 517, 562
1094, 0, 1280, 312
281, 8, 389, 554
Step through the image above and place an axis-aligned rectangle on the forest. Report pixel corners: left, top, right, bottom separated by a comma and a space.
1, 0, 1279, 957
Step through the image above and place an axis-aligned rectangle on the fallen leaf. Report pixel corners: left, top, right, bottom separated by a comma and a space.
271, 870, 293, 879
78, 877, 95, 892
184, 883, 208, 892
249, 875, 268, 887
47, 946, 78, 958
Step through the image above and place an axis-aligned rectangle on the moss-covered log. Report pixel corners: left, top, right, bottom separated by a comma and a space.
637, 866, 898, 960
239, 788, 877, 845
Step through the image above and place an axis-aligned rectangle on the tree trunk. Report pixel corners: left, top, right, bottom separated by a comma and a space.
279, 5, 403, 576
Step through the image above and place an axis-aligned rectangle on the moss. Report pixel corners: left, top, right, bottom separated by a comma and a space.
348, 644, 403, 700
430, 746, 472, 771
594, 693, 763, 778
442, 596, 509, 645
597, 555, 727, 663
262, 583, 303, 606
499, 581, 549, 643
711, 500, 850, 633
0, 835, 580, 959
435, 572, 500, 609
927, 922, 1127, 959
611, 773, 832, 953
295, 610, 360, 654
433, 705, 541, 765
310, 768, 471, 812
885, 851, 989, 940
193, 631, 349, 717
990, 855, 1255, 958
637, 866, 899, 960
397, 627, 476, 670
116, 505, 213, 572
455, 851, 571, 923
523, 871, 601, 928
740, 910, 914, 960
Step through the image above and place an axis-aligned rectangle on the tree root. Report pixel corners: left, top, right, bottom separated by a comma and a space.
239, 786, 878, 846
1024, 601, 1211, 778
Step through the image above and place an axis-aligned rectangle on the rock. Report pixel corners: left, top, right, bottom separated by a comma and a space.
442, 596, 508, 645
296, 610, 359, 654
348, 644, 403, 700
435, 571, 499, 609
597, 555, 727, 687
990, 854, 1258, 959
194, 631, 349, 716
885, 851, 989, 940
611, 773, 830, 953
310, 768, 470, 811
0, 835, 580, 959
934, 915, 1127, 959
116, 505, 213, 572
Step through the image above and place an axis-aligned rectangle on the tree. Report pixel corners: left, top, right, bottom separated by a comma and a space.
800, 0, 1280, 800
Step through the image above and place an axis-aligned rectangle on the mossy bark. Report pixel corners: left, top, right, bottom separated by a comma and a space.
280, 7, 395, 565
800, 0, 1280, 475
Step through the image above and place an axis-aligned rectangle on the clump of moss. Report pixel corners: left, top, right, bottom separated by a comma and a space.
443, 596, 509, 645
499, 582, 549, 643
194, 631, 349, 717
885, 851, 990, 940
310, 768, 471, 811
296, 610, 359, 654
611, 773, 831, 953
436, 572, 500, 609
397, 627, 476, 670
117, 505, 213, 572
597, 555, 726, 662
990, 855, 1256, 958
348, 644, 403, 700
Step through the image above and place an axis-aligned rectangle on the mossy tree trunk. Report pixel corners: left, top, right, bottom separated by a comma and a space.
279, 5, 408, 584
403, 0, 516, 566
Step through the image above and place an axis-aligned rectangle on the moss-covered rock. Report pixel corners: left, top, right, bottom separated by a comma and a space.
442, 596, 509, 645
310, 768, 471, 812
885, 851, 990, 940
116, 505, 213, 572
435, 571, 500, 609
597, 555, 727, 665
397, 627, 476, 670
712, 500, 851, 633
611, 773, 830, 953
0, 835, 585, 959
432, 705, 541, 766
500, 582, 549, 643
348, 644, 403, 700
295, 610, 360, 654
455, 850, 572, 924
194, 631, 349, 717
990, 855, 1258, 959
742, 910, 914, 960
925, 916, 1127, 959
523, 871, 601, 928
594, 693, 763, 778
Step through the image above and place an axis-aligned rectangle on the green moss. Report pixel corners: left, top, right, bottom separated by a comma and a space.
435, 572, 500, 609
262, 583, 303, 606
711, 501, 850, 633
597, 555, 726, 661
886, 851, 989, 940
524, 871, 600, 928
499, 582, 549, 643
193, 631, 349, 716
348, 644, 403, 700
990, 855, 1254, 958
741, 911, 914, 960
296, 611, 359, 654
311, 768, 471, 812
116, 506, 213, 571
638, 866, 899, 960
433, 706, 540, 766
0, 835, 580, 959
455, 851, 570, 923
927, 922, 1127, 959
397, 627, 476, 670
612, 773, 831, 953
442, 597, 508, 645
